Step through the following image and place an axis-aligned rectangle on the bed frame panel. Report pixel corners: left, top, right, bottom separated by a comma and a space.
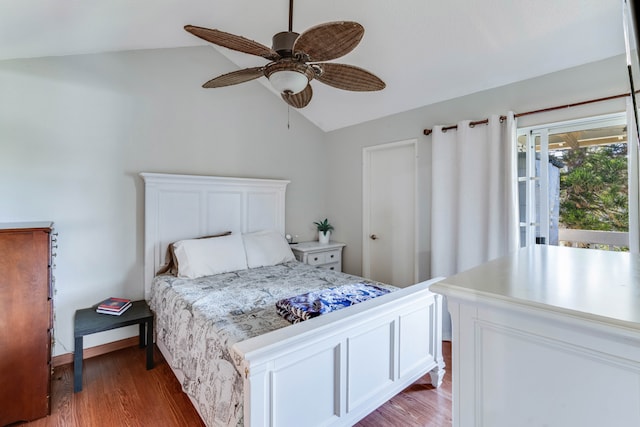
234, 278, 444, 426
140, 172, 444, 426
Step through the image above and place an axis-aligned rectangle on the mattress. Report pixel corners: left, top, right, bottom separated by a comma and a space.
148, 261, 394, 427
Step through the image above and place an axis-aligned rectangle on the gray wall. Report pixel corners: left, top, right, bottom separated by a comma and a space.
0, 46, 328, 355
325, 54, 630, 278
1, 45, 631, 355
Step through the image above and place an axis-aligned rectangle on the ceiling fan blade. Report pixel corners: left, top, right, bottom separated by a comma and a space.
185, 25, 279, 60
315, 63, 385, 91
294, 21, 364, 62
203, 67, 265, 88
281, 84, 313, 108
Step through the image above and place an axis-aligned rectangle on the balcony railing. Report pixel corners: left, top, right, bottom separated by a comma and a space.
558, 228, 629, 251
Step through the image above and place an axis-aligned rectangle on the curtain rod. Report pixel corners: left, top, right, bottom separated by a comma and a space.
422, 92, 630, 136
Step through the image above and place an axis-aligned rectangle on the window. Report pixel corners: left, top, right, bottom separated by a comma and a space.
517, 113, 630, 250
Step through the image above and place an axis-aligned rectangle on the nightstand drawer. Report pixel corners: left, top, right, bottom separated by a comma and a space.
290, 241, 346, 273
324, 250, 341, 264
307, 252, 326, 265
321, 262, 340, 271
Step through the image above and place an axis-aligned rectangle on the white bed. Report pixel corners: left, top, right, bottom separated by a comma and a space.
141, 172, 445, 427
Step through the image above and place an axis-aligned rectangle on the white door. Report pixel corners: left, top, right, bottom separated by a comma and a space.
363, 140, 417, 287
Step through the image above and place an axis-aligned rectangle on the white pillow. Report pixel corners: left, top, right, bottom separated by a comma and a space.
243, 230, 296, 268
173, 233, 248, 279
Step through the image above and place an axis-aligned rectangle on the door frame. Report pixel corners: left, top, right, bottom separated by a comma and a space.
362, 139, 419, 283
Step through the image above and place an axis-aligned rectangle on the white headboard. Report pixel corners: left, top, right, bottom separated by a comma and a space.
140, 173, 290, 298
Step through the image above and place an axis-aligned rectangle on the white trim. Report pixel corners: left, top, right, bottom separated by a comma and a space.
628, 97, 640, 253
525, 131, 537, 246
518, 112, 626, 136
558, 229, 628, 247
539, 128, 550, 244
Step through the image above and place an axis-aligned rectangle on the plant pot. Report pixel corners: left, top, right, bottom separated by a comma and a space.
319, 230, 330, 244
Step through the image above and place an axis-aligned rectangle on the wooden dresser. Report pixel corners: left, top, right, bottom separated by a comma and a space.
0, 222, 55, 425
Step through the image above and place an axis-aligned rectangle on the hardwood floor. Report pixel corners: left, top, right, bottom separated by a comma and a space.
21, 342, 451, 426
26, 347, 204, 427
356, 341, 452, 427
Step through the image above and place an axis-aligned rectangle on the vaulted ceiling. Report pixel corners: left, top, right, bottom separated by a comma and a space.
0, 0, 626, 131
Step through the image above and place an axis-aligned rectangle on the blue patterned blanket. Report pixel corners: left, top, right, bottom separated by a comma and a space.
276, 282, 391, 323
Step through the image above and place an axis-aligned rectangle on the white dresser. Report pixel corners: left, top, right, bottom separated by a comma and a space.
290, 241, 345, 272
431, 245, 640, 427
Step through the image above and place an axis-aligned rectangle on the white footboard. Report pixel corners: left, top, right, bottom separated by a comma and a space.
232, 278, 445, 427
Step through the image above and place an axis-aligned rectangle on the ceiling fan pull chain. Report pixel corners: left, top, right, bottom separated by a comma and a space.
287, 105, 291, 129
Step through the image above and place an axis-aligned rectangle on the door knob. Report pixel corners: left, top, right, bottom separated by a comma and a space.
370, 234, 378, 240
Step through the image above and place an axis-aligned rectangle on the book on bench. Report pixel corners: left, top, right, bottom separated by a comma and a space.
96, 297, 132, 316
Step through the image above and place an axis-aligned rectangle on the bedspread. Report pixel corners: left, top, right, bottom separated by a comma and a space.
148, 261, 394, 427
276, 282, 391, 323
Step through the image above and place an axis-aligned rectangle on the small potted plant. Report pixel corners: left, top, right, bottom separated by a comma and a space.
314, 218, 334, 244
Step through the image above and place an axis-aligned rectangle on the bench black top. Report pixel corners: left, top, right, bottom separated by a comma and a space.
74, 300, 153, 337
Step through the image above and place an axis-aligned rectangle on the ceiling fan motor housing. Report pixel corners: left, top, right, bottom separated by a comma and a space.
272, 31, 300, 57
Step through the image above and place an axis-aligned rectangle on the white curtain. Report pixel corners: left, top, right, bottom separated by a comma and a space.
430, 113, 519, 338
627, 97, 640, 254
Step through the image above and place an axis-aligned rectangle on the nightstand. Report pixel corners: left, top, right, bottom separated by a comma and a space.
73, 300, 154, 392
291, 241, 346, 272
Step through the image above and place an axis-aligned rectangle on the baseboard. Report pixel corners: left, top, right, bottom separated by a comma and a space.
52, 336, 139, 367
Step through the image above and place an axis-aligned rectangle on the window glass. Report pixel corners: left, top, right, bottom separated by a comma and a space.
517, 114, 629, 251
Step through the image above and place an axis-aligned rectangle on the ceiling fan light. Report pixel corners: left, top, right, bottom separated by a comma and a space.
268, 70, 308, 94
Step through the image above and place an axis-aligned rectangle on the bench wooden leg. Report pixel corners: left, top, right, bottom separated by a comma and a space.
73, 336, 83, 392
145, 320, 154, 370
138, 323, 145, 348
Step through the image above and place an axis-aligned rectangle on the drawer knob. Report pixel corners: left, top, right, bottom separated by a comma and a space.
370, 234, 378, 240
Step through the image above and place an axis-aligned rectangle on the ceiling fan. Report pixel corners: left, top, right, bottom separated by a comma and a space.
184, 0, 385, 108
